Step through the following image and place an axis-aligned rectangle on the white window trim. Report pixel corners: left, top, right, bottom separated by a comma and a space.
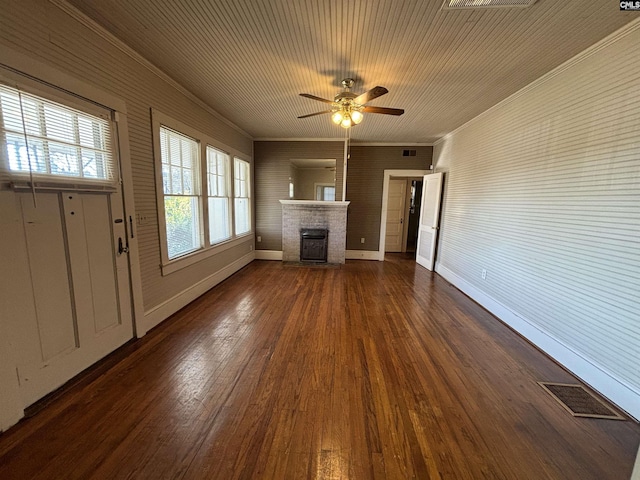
151, 109, 253, 276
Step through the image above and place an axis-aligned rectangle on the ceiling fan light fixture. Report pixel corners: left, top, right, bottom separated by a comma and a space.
299, 78, 403, 128
351, 110, 363, 124
331, 111, 344, 125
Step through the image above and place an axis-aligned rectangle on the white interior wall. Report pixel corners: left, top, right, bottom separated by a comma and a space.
433, 21, 640, 420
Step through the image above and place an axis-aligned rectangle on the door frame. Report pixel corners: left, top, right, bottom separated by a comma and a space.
378, 169, 430, 260
0, 46, 144, 430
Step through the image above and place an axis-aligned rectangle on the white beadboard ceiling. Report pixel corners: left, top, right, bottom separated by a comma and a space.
65, 0, 637, 143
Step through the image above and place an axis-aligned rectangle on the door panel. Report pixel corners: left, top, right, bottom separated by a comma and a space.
416, 173, 444, 271
64, 193, 120, 335
385, 179, 406, 252
7, 190, 133, 407
20, 194, 78, 362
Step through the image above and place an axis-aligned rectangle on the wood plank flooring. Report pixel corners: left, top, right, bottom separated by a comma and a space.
1, 255, 638, 479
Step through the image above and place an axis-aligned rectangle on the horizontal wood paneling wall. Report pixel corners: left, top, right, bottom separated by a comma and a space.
254, 141, 344, 251
0, 0, 253, 313
346, 146, 432, 250
433, 23, 640, 418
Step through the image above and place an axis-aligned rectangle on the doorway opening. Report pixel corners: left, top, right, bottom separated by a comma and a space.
384, 177, 423, 255
378, 170, 431, 261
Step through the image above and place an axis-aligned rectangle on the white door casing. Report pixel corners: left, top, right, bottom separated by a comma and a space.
379, 169, 430, 260
385, 179, 406, 252
416, 172, 444, 271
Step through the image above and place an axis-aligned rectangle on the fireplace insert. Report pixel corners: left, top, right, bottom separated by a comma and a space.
300, 228, 328, 263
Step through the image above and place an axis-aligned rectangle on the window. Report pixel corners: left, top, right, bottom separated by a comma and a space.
316, 184, 335, 201
234, 157, 251, 235
207, 146, 231, 244
152, 110, 252, 273
0, 84, 116, 185
159, 127, 201, 259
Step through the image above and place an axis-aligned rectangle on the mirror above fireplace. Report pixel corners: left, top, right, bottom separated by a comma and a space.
289, 158, 336, 201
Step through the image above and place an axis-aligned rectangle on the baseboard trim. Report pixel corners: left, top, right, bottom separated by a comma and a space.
143, 252, 255, 332
346, 250, 380, 260
435, 262, 640, 421
255, 250, 283, 260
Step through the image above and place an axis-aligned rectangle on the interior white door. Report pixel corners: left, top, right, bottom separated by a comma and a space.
385, 179, 406, 252
0, 188, 133, 407
416, 172, 444, 271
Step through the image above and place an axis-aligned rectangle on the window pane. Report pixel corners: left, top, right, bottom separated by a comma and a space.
324, 186, 335, 201
209, 197, 230, 244
49, 142, 80, 175
5, 133, 47, 173
233, 158, 251, 236
44, 105, 75, 143
164, 196, 201, 259
235, 198, 250, 235
171, 167, 182, 194
207, 146, 228, 197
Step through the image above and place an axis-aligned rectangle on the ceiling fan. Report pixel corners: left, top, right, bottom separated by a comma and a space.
298, 78, 404, 129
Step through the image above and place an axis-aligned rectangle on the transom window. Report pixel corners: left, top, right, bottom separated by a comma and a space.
0, 84, 115, 185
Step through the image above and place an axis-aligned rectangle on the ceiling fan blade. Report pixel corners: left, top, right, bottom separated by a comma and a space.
300, 93, 335, 105
362, 106, 405, 116
354, 86, 388, 105
298, 110, 333, 119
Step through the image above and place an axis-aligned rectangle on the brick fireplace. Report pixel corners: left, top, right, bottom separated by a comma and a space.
279, 200, 350, 264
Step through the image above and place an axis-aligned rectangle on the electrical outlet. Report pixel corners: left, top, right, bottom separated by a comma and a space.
481, 269, 487, 280
360, 237, 365, 244
257, 236, 262, 242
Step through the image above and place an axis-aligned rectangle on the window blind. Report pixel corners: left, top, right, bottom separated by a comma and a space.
0, 84, 117, 188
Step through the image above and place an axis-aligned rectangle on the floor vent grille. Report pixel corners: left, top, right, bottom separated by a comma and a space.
538, 382, 625, 420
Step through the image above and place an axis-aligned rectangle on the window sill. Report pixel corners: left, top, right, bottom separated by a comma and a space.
161, 233, 253, 276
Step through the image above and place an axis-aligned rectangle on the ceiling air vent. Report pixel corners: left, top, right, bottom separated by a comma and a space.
443, 0, 537, 9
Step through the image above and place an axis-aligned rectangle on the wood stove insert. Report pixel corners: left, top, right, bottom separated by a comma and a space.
300, 228, 328, 263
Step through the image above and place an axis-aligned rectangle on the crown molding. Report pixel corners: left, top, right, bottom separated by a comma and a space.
49, 0, 253, 140
349, 142, 434, 147
254, 138, 346, 142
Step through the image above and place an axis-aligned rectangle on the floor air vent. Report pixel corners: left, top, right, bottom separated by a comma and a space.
538, 382, 625, 420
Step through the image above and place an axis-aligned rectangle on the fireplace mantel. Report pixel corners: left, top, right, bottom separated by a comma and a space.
279, 200, 350, 264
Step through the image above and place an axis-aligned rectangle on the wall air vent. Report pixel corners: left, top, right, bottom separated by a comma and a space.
443, 0, 537, 9
402, 149, 417, 157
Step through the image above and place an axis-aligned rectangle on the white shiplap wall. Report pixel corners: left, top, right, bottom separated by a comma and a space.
433, 22, 640, 419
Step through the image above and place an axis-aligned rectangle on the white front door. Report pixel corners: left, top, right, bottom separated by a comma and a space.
0, 187, 133, 407
385, 179, 406, 252
416, 172, 444, 271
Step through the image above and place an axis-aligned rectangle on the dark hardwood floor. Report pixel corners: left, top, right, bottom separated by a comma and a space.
1, 255, 638, 479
